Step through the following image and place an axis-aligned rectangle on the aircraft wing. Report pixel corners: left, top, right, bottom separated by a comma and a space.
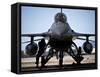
76, 37, 95, 42
21, 37, 45, 43
21, 33, 50, 37
62, 32, 95, 41
63, 32, 95, 37
69, 33, 95, 37
68, 32, 95, 42
21, 32, 50, 44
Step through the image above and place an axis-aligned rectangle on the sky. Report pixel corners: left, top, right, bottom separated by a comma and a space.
21, 6, 95, 51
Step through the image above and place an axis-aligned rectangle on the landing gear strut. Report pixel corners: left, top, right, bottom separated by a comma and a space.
68, 42, 84, 64
59, 51, 63, 67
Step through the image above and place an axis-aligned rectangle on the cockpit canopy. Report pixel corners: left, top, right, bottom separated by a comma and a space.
55, 13, 67, 23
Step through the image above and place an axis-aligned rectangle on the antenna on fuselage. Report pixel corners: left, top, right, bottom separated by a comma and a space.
61, 8, 62, 13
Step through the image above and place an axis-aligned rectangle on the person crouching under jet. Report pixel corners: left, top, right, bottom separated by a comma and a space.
36, 39, 46, 68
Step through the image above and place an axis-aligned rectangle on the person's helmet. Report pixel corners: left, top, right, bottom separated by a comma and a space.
55, 13, 67, 23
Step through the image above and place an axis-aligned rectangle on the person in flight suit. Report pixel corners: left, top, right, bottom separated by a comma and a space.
76, 47, 84, 64
36, 39, 46, 67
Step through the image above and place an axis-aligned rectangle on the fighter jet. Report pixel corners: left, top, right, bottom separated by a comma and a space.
21, 8, 95, 66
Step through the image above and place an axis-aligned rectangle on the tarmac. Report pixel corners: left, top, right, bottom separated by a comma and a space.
21, 53, 95, 68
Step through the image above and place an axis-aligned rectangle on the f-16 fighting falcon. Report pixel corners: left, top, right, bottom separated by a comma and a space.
22, 8, 95, 67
